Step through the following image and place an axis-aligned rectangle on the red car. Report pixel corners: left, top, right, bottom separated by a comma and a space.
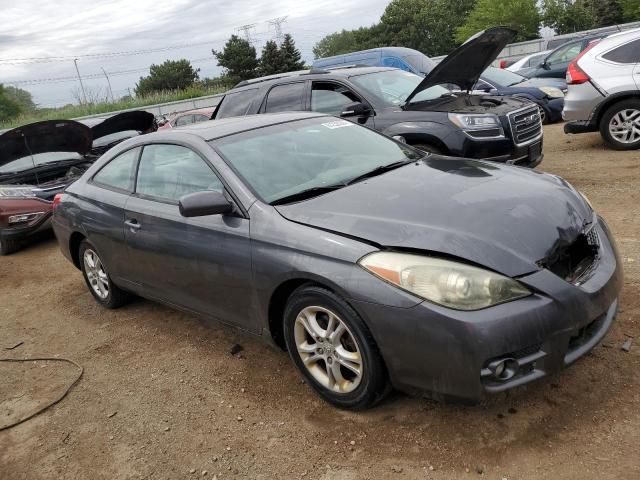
158, 107, 215, 130
0, 111, 155, 254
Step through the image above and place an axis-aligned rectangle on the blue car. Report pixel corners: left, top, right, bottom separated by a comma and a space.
313, 47, 566, 123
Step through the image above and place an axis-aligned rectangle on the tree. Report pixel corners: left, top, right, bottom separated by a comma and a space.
135, 59, 199, 96
259, 40, 285, 75
212, 35, 259, 83
0, 85, 21, 123
456, 0, 540, 43
381, 0, 476, 56
621, 0, 640, 21
3, 86, 35, 112
594, 0, 624, 27
541, 0, 596, 34
312, 26, 380, 58
280, 34, 306, 71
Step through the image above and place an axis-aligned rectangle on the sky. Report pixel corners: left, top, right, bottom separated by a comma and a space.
0, 0, 390, 107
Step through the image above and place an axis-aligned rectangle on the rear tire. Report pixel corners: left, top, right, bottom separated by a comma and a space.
599, 100, 640, 150
0, 239, 21, 255
79, 240, 129, 309
283, 285, 389, 410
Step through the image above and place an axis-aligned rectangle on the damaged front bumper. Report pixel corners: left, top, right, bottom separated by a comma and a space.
351, 216, 622, 402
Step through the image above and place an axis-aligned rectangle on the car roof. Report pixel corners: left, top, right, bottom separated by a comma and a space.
231, 66, 397, 92
171, 111, 330, 140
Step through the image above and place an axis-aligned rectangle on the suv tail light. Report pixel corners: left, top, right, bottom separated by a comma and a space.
52, 193, 64, 210
566, 40, 600, 85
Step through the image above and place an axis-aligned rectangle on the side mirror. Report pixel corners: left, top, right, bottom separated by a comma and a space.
179, 191, 233, 217
540, 61, 550, 70
341, 102, 371, 117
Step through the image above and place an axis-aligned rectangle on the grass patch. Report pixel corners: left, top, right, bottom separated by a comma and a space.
1, 84, 231, 130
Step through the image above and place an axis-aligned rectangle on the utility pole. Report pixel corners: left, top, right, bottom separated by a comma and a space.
268, 16, 288, 44
73, 58, 88, 104
236, 24, 257, 45
101, 67, 114, 102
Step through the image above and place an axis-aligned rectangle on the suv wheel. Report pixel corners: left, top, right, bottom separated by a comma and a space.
600, 100, 640, 150
283, 285, 389, 410
79, 240, 130, 308
0, 239, 21, 255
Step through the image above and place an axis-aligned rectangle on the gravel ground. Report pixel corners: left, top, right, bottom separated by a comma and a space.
1, 124, 639, 480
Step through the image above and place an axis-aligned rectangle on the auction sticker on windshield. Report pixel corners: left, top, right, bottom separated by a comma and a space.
321, 120, 355, 129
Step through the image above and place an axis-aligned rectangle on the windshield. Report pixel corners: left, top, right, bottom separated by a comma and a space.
0, 152, 83, 174
350, 70, 450, 105
482, 67, 525, 87
93, 130, 139, 148
212, 117, 422, 204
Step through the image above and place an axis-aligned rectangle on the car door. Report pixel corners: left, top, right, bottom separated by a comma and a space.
123, 143, 255, 331
541, 41, 584, 78
85, 146, 141, 289
309, 81, 376, 128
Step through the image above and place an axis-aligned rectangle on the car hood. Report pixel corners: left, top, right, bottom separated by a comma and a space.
0, 120, 92, 166
405, 27, 516, 104
275, 157, 592, 278
89, 110, 156, 140
517, 77, 567, 91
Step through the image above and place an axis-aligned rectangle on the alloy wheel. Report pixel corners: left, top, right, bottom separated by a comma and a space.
293, 306, 363, 393
608, 109, 640, 144
83, 248, 109, 299
538, 106, 546, 124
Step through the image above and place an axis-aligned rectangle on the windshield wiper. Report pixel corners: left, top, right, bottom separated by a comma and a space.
345, 160, 413, 185
271, 184, 346, 206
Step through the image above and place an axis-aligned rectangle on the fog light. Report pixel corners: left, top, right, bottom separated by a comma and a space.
488, 358, 519, 381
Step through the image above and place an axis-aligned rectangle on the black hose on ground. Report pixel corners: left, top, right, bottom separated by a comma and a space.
0, 357, 84, 431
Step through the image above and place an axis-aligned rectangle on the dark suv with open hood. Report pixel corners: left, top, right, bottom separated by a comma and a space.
212, 28, 543, 167
0, 111, 155, 254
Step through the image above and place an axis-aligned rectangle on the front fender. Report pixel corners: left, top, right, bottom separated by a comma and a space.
382, 122, 458, 153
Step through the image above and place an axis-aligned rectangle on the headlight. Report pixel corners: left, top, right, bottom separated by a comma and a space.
539, 86, 564, 98
0, 186, 36, 199
448, 113, 504, 138
359, 252, 531, 310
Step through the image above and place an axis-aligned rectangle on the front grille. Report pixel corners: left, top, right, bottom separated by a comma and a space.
539, 226, 600, 284
567, 314, 606, 353
508, 106, 542, 145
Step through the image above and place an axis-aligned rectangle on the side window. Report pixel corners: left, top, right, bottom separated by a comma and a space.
602, 39, 640, 64
382, 56, 411, 72
136, 144, 224, 202
215, 89, 258, 119
175, 115, 193, 127
193, 114, 210, 123
311, 82, 361, 115
546, 43, 582, 65
264, 83, 305, 113
93, 148, 139, 192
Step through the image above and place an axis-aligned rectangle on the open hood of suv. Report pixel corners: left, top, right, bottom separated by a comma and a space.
405, 27, 516, 104
0, 120, 92, 166
88, 110, 156, 140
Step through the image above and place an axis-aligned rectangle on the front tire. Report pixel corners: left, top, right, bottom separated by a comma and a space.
599, 100, 640, 150
283, 285, 389, 410
79, 240, 129, 309
0, 239, 21, 255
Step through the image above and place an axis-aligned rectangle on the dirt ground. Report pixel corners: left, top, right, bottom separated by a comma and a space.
1, 124, 639, 480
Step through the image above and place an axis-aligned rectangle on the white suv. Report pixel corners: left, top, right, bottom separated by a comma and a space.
563, 28, 640, 150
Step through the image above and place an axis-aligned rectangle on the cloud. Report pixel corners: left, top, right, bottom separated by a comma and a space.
0, 0, 389, 107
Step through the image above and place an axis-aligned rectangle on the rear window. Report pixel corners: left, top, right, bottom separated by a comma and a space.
602, 39, 640, 64
215, 89, 258, 119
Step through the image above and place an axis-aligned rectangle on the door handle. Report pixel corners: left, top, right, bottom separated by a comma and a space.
124, 219, 141, 230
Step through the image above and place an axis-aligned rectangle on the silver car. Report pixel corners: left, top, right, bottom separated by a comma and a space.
563, 28, 640, 149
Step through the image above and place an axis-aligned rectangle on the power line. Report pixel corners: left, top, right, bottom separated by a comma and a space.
236, 24, 257, 45
0, 39, 224, 65
268, 16, 288, 43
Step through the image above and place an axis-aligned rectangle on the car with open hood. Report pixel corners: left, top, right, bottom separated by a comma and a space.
212, 28, 544, 167
0, 111, 156, 254
53, 112, 621, 409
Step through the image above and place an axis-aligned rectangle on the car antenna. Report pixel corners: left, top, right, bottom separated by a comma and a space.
22, 132, 40, 186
